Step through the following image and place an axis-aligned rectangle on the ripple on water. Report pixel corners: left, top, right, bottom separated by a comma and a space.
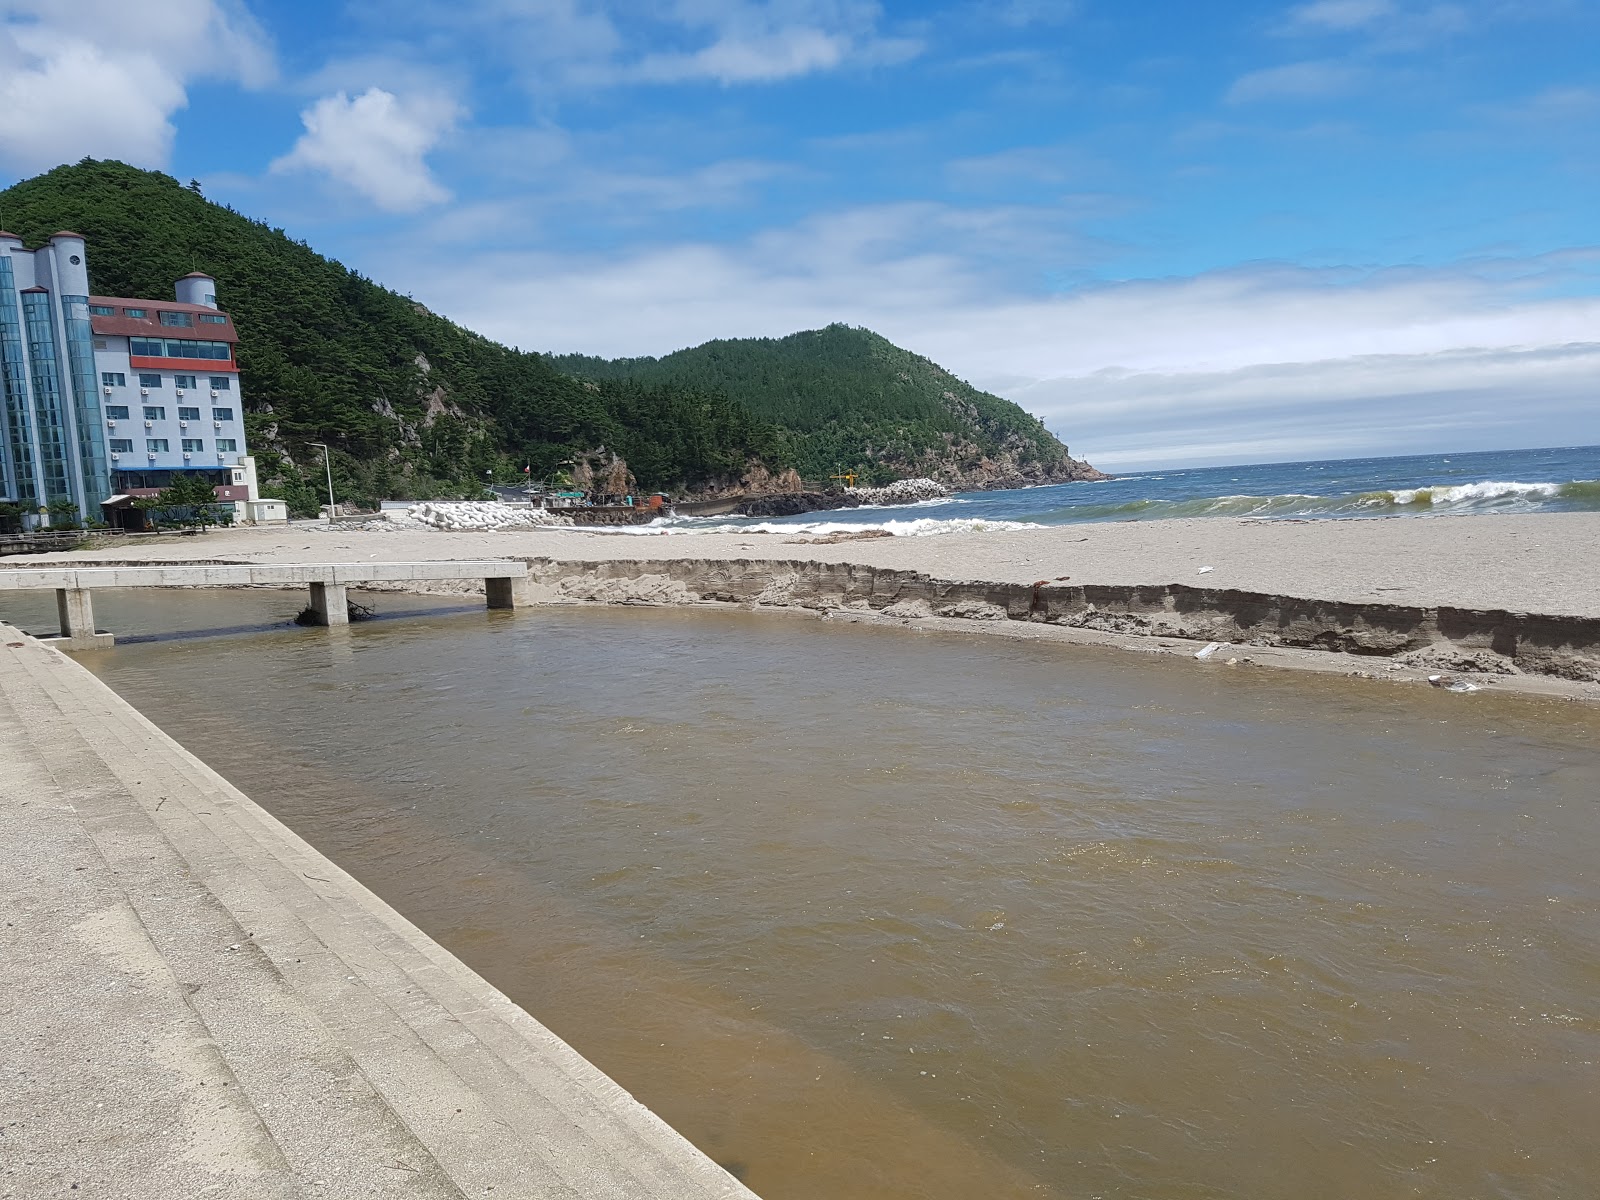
71, 592, 1600, 1200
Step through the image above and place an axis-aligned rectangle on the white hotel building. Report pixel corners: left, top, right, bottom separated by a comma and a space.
0, 230, 278, 528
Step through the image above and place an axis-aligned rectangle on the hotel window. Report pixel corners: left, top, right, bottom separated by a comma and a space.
182, 439, 205, 453
178, 407, 200, 421
199, 313, 227, 324
123, 307, 146, 318
144, 406, 166, 420
159, 310, 193, 327
146, 439, 169, 453
213, 408, 234, 422
204, 294, 217, 306
164, 339, 230, 360
209, 376, 231, 390
108, 439, 133, 453
139, 372, 162, 387
216, 438, 238, 452
175, 374, 196, 389
105, 405, 129, 420
101, 371, 126, 387
89, 304, 115, 316
131, 338, 164, 356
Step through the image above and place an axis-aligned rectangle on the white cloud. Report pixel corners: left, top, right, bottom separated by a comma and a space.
618, 0, 921, 85
631, 27, 851, 83
0, 0, 273, 175
1285, 0, 1396, 31
1225, 59, 1363, 103
375, 203, 1600, 466
1277, 0, 1474, 49
353, 0, 916, 89
271, 88, 462, 213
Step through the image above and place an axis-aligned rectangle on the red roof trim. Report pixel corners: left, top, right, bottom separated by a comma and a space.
179, 271, 215, 280
49, 230, 85, 239
90, 295, 231, 315
129, 356, 237, 373
20, 285, 47, 293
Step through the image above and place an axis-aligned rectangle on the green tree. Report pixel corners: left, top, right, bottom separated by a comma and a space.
135, 472, 225, 529
45, 496, 81, 529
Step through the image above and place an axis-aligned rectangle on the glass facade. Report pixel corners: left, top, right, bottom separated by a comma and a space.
130, 337, 232, 360
62, 295, 111, 508
0, 257, 39, 504
21, 291, 75, 509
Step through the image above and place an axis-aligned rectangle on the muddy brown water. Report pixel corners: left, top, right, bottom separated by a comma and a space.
5, 587, 1598, 1199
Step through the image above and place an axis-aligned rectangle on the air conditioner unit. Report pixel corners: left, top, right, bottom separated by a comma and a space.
179, 420, 188, 429
175, 388, 185, 397
102, 385, 113, 395
144, 419, 153, 429
110, 451, 120, 461
147, 451, 157, 460
106, 418, 116, 428
209, 389, 220, 398
213, 420, 222, 429
140, 387, 150, 395
183, 452, 192, 461
216, 450, 226, 460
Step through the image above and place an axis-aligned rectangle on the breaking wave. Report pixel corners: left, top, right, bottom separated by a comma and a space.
1026, 478, 1600, 523
639, 515, 1035, 537
593, 466, 1600, 535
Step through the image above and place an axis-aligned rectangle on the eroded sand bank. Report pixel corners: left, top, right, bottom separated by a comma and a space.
12, 511, 1600, 699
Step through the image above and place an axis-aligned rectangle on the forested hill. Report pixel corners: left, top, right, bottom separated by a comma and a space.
0, 160, 784, 512
553, 326, 1106, 488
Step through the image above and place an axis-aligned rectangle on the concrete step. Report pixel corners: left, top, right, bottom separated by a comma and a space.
86, 722, 752, 1200
0, 645, 308, 1200
39, 652, 752, 1200
10, 638, 757, 1199
28, 663, 655, 1198
4, 642, 472, 1199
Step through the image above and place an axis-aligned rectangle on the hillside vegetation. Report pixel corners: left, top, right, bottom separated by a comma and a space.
555, 326, 1103, 488
0, 160, 782, 512
1, 160, 1099, 511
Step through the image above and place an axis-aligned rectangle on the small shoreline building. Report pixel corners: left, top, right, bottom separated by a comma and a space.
0, 231, 278, 529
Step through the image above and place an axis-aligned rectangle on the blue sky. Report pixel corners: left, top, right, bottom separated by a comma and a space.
3, 0, 1598, 469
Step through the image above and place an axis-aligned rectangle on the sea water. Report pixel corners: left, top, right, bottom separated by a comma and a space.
643, 443, 1600, 536
6, 588, 1594, 1200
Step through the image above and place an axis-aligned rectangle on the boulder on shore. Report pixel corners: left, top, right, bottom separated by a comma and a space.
846, 478, 949, 506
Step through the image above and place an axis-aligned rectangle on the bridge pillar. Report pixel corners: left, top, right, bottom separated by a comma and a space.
46, 588, 114, 650
484, 575, 528, 610
308, 582, 349, 626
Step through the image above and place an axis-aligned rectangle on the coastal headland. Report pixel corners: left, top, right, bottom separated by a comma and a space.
11, 510, 1600, 700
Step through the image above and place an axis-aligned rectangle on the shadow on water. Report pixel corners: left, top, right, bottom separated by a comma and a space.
115, 605, 478, 643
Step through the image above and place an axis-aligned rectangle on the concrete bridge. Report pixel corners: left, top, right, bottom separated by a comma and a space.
0, 560, 530, 648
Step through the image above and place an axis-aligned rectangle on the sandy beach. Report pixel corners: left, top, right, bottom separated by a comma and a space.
8, 511, 1600, 699
13, 510, 1597, 616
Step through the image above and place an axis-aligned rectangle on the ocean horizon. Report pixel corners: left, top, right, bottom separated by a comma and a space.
637, 443, 1600, 537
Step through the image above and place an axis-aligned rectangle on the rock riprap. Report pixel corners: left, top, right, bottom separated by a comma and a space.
846, 478, 950, 506
350, 502, 573, 532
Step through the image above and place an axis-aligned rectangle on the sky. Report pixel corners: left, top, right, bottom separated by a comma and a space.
2, 0, 1597, 469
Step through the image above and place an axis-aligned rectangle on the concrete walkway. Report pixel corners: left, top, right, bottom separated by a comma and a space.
0, 623, 758, 1199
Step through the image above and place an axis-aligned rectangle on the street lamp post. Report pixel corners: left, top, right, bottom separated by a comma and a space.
307, 442, 335, 524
